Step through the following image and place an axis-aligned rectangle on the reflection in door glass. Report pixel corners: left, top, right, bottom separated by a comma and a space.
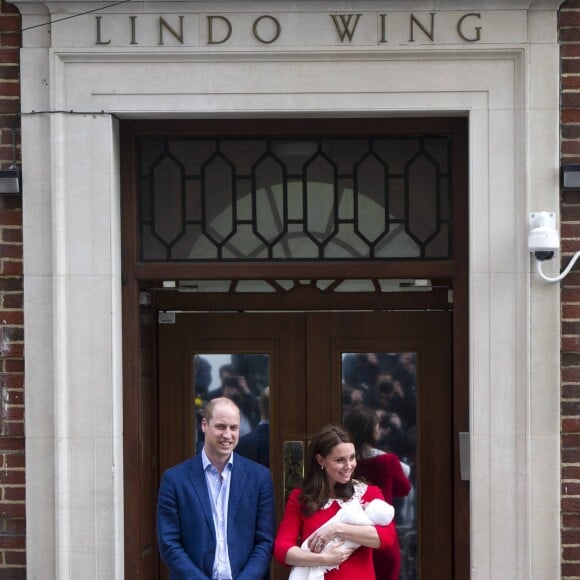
342, 352, 417, 580
194, 353, 270, 466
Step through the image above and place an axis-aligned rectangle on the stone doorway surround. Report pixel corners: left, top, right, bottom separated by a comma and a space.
12, 0, 562, 578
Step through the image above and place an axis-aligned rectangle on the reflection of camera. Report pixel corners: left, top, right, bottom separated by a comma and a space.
223, 376, 242, 391
378, 381, 394, 396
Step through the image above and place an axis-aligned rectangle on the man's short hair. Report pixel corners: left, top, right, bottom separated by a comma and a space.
204, 397, 239, 421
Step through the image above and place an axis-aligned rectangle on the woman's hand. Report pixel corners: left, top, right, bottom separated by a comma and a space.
307, 523, 337, 553
320, 542, 355, 567
283, 537, 355, 568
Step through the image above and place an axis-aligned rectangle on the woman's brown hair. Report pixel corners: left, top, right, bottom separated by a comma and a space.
300, 425, 355, 516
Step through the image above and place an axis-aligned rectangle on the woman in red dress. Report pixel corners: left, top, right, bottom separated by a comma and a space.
274, 425, 396, 579
344, 405, 412, 580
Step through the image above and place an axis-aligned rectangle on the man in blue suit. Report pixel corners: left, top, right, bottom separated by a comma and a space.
157, 397, 275, 579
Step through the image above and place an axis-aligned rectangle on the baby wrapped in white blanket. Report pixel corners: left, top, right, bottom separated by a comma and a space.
288, 498, 394, 580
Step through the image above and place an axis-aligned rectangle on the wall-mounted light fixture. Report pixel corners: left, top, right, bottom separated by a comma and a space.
0, 166, 20, 195
529, 211, 580, 283
562, 164, 580, 189
0, 120, 20, 195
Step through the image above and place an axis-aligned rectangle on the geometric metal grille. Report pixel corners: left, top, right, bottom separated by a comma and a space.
139, 135, 452, 261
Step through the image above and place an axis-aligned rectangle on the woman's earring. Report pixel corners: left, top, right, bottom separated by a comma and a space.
321, 465, 324, 471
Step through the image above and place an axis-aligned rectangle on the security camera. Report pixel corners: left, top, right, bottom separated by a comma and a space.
528, 211, 559, 261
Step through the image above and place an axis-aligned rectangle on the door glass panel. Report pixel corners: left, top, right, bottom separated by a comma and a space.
194, 353, 270, 463
342, 352, 418, 580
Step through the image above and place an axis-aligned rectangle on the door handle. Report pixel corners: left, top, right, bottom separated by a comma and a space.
459, 432, 470, 481
283, 441, 304, 501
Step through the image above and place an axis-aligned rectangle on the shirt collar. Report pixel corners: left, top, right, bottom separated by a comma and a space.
201, 448, 234, 472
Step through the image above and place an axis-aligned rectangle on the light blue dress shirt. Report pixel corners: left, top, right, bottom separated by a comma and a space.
202, 449, 234, 580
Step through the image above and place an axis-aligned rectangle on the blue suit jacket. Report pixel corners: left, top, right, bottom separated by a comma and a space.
157, 452, 275, 579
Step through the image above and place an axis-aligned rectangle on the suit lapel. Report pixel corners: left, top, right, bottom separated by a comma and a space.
228, 455, 248, 528
188, 456, 216, 540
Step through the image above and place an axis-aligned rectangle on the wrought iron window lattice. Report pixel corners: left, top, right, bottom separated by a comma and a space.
138, 135, 452, 262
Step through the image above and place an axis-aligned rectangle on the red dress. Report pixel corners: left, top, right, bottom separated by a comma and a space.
274, 482, 396, 579
354, 453, 411, 580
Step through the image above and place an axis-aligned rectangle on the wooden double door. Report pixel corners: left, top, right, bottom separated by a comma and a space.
158, 309, 454, 580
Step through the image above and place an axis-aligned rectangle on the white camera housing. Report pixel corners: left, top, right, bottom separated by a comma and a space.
528, 211, 559, 260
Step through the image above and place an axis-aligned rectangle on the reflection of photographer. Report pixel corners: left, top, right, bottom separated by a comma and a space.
223, 376, 260, 436
377, 411, 406, 457
377, 379, 416, 431
237, 387, 270, 467
342, 352, 380, 390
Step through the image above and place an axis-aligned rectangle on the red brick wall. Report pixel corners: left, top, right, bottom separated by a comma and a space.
0, 2, 574, 579
0, 0, 23, 578
561, 2, 580, 579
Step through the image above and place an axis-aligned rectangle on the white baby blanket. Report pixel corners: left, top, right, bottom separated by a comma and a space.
288, 499, 394, 580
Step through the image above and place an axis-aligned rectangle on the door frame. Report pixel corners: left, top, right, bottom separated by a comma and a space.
120, 117, 469, 580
